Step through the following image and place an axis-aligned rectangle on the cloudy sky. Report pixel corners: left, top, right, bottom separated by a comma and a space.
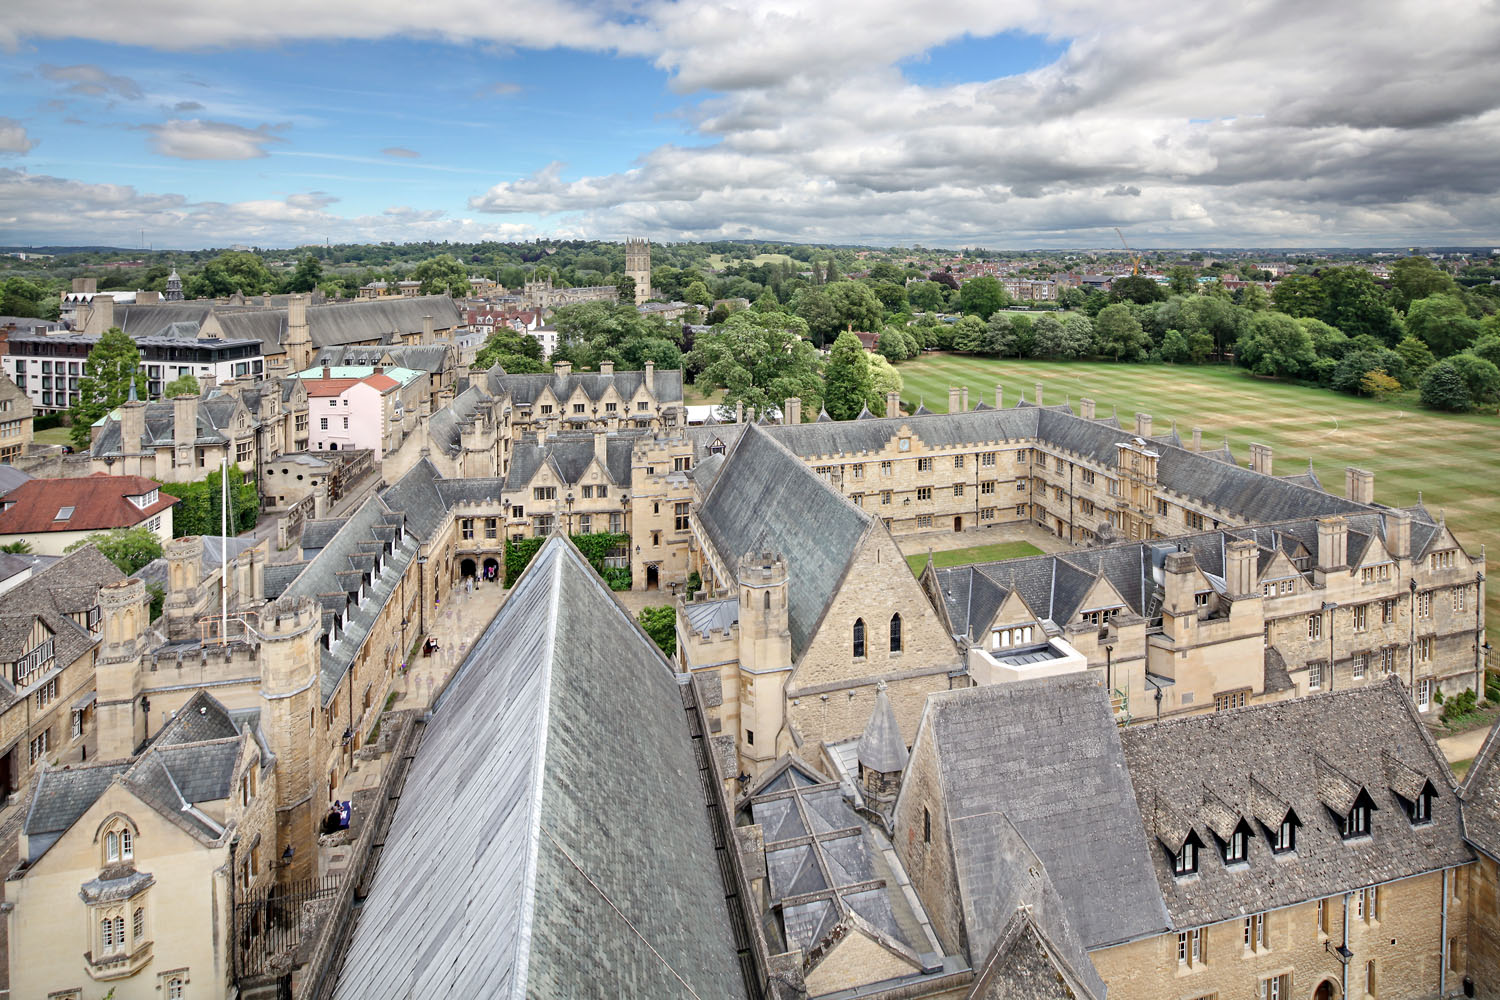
1, 0, 1498, 250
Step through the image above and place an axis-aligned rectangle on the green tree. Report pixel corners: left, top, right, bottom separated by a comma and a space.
1360, 370, 1403, 398
689, 311, 822, 419
1109, 275, 1166, 305
1235, 311, 1317, 378
1270, 273, 1326, 318
1235, 283, 1270, 313
823, 331, 873, 420
69, 327, 148, 449
952, 315, 986, 353
908, 281, 946, 311
1405, 293, 1480, 357
474, 327, 547, 373
825, 281, 885, 336
184, 251, 276, 298
1394, 336, 1438, 385
864, 280, 908, 313
1420, 360, 1472, 411
1331, 349, 1408, 394
613, 274, 636, 305
164, 372, 201, 398
284, 254, 324, 293
959, 276, 1008, 320
1468, 333, 1500, 369
0, 277, 51, 318
1301, 317, 1350, 360
637, 606, 677, 657
1447, 354, 1500, 407
867, 354, 903, 413
1389, 256, 1458, 311
1318, 267, 1403, 345
684, 280, 713, 307
412, 254, 470, 296
1159, 329, 1191, 363
867, 261, 904, 284
65, 526, 163, 576
1093, 304, 1148, 361
1166, 267, 1199, 297
877, 326, 916, 361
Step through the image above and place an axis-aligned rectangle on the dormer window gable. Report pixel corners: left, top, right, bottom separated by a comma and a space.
1200, 787, 1252, 866
1384, 751, 1437, 826
1152, 799, 1202, 878
1249, 775, 1300, 854
1314, 753, 1375, 840
1340, 791, 1375, 839
1171, 832, 1202, 877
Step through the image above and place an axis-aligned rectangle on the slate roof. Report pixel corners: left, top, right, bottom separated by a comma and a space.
0, 474, 177, 535
696, 424, 871, 658
92, 393, 258, 458
1121, 678, 1472, 929
857, 684, 908, 774
1459, 716, 1500, 860
329, 537, 745, 1000
486, 365, 684, 406
427, 383, 490, 457
503, 431, 637, 490
0, 546, 122, 705
209, 295, 464, 357
0, 465, 33, 497
314, 343, 453, 375
916, 674, 1170, 952
135, 535, 259, 593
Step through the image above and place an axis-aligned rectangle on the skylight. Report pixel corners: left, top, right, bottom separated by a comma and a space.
54, 506, 74, 521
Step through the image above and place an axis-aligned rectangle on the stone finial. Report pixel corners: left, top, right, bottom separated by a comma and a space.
857, 681, 908, 775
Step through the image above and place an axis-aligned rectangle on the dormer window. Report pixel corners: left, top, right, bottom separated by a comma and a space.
1411, 786, 1434, 825
1224, 823, 1249, 865
54, 505, 74, 521
1342, 800, 1371, 839
1274, 816, 1297, 853
128, 488, 159, 510
1173, 836, 1199, 877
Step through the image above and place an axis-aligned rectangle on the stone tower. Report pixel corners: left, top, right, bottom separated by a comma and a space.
96, 578, 151, 759
164, 266, 183, 302
284, 293, 313, 372
736, 552, 792, 772
163, 535, 205, 640
257, 596, 324, 883
624, 237, 652, 305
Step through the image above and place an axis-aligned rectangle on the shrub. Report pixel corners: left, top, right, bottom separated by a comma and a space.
638, 605, 677, 657
1419, 360, 1472, 411
1359, 369, 1402, 398
1441, 687, 1478, 724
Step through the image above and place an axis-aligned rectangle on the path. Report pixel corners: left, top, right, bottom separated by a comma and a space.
1439, 725, 1492, 766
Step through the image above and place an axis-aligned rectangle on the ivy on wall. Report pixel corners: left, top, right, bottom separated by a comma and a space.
504, 531, 632, 590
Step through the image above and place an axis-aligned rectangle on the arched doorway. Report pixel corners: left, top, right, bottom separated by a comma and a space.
1313, 979, 1337, 1000
460, 558, 476, 578
953, 516, 963, 532
482, 557, 500, 583
646, 565, 659, 590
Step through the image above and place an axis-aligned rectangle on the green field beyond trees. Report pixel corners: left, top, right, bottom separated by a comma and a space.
897, 355, 1498, 642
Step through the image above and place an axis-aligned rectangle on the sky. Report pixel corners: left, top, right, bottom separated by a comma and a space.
1, 0, 1498, 250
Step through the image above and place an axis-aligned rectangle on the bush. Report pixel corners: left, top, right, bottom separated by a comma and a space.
1419, 360, 1472, 411
685, 570, 702, 600
638, 605, 677, 657
1441, 687, 1478, 724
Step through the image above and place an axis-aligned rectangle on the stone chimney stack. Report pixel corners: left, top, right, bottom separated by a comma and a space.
885, 390, 900, 418
594, 429, 608, 466
285, 293, 312, 371
1034, 382, 1044, 407
200, 372, 217, 395
1162, 551, 1199, 617
120, 397, 146, 466
1383, 509, 1411, 560
96, 577, 149, 759
785, 396, 801, 425
948, 386, 961, 413
553, 359, 572, 378
1316, 516, 1349, 576
86, 295, 115, 335
173, 392, 199, 468
735, 400, 744, 424
422, 314, 434, 345
995, 384, 1004, 410
1191, 427, 1203, 451
1250, 443, 1273, 476
645, 360, 656, 395
1135, 412, 1153, 438
1080, 397, 1095, 420
960, 387, 969, 412
599, 360, 614, 375
72, 277, 97, 295
1225, 539, 1257, 597
314, 479, 329, 519
1345, 467, 1374, 505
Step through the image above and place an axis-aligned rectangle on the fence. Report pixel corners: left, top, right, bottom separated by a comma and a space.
234, 875, 341, 981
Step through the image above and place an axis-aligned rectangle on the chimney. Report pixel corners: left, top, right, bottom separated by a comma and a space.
786, 396, 801, 425
1345, 466, 1374, 505
314, 479, 329, 519
422, 314, 434, 344
594, 429, 608, 466
1316, 515, 1349, 574
120, 398, 146, 455
600, 360, 614, 375
136, 290, 160, 306
645, 360, 656, 394
1191, 427, 1203, 451
88, 295, 115, 335
1163, 551, 1198, 616
885, 390, 900, 419
1225, 539, 1257, 597
1135, 412, 1152, 438
373, 365, 384, 377
553, 359, 572, 378
735, 400, 744, 424
173, 392, 199, 450
322, 365, 332, 380
995, 384, 1004, 410
1034, 381, 1044, 407
288, 292, 308, 329
1383, 509, 1411, 560
1250, 443, 1273, 476
200, 372, 216, 395
72, 277, 97, 295
948, 386, 961, 413
1080, 397, 1095, 420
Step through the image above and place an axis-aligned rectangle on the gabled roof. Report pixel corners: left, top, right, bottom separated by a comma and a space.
0, 546, 122, 706
1459, 716, 1500, 859
916, 674, 1169, 951
486, 365, 684, 406
696, 424, 871, 658
329, 537, 744, 999
1121, 679, 1471, 929
0, 475, 177, 535
503, 432, 637, 490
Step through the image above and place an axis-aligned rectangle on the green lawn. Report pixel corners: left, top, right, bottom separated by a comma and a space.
903, 540, 1044, 575
33, 426, 72, 447
897, 354, 1500, 643
1452, 758, 1474, 781
705, 252, 796, 271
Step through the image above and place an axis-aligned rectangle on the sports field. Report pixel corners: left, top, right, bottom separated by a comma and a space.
897, 355, 1500, 643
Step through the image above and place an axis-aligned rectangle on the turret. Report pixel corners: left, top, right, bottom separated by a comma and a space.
163, 535, 204, 640
96, 578, 150, 758
857, 681, 908, 820
257, 596, 323, 883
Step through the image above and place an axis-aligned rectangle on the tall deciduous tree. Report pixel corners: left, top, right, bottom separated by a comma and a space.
1270, 273, 1326, 318
689, 311, 822, 419
1405, 293, 1480, 357
958, 276, 1008, 319
284, 254, 324, 293
823, 331, 874, 420
65, 527, 163, 576
1093, 304, 1148, 361
164, 373, 201, 398
69, 327, 148, 449
184, 251, 276, 299
1235, 311, 1317, 378
412, 254, 470, 296
1389, 256, 1458, 312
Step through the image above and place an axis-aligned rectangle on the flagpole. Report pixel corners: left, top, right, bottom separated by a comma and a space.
221, 452, 229, 645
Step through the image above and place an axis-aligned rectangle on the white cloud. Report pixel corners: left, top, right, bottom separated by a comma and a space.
144, 118, 287, 159
381, 146, 420, 158
38, 63, 143, 100
0, 119, 36, 155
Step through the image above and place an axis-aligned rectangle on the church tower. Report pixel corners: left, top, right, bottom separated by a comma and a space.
624, 238, 652, 305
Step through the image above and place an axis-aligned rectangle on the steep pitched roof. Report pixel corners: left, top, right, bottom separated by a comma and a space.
1122, 679, 1471, 929
696, 424, 871, 658
503, 432, 637, 490
486, 365, 684, 406
1459, 715, 1500, 860
918, 674, 1170, 951
0, 475, 177, 535
330, 537, 745, 1000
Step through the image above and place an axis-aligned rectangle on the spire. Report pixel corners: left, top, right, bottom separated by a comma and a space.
858, 681, 908, 775
127, 369, 139, 403
816, 407, 832, 422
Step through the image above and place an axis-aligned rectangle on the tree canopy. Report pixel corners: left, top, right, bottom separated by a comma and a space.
688, 310, 822, 420
823, 331, 874, 420
69, 327, 148, 449
66, 526, 163, 576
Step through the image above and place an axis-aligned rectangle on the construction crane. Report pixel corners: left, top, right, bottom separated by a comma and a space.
1114, 227, 1141, 276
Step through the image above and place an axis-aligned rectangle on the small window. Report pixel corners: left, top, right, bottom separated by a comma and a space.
1273, 815, 1296, 853
1173, 837, 1198, 876
1225, 825, 1247, 865
1243, 912, 1266, 952
853, 618, 866, 658
745, 729, 754, 746
923, 806, 931, 843
54, 505, 74, 521
1342, 801, 1371, 839
889, 613, 902, 653
1412, 786, 1434, 825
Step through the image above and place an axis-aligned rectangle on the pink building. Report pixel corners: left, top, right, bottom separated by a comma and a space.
299, 365, 424, 460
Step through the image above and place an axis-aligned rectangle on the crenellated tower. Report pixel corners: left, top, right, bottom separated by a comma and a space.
624, 237, 652, 305
256, 596, 324, 883
96, 578, 151, 759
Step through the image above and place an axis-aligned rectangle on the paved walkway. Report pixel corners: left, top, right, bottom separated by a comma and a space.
1439, 725, 1492, 765
389, 578, 510, 711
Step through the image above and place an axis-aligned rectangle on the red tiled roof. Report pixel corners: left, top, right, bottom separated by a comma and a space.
0, 474, 178, 535
305, 374, 399, 397
363, 374, 398, 392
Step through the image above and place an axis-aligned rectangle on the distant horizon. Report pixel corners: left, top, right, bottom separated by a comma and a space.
2, 3, 1498, 249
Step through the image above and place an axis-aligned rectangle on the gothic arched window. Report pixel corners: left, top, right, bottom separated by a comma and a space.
853, 618, 866, 658
889, 614, 903, 653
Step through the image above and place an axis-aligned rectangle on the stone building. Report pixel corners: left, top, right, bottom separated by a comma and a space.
0, 372, 34, 463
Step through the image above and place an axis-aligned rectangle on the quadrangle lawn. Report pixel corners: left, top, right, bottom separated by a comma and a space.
895, 355, 1500, 644
903, 540, 1044, 576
